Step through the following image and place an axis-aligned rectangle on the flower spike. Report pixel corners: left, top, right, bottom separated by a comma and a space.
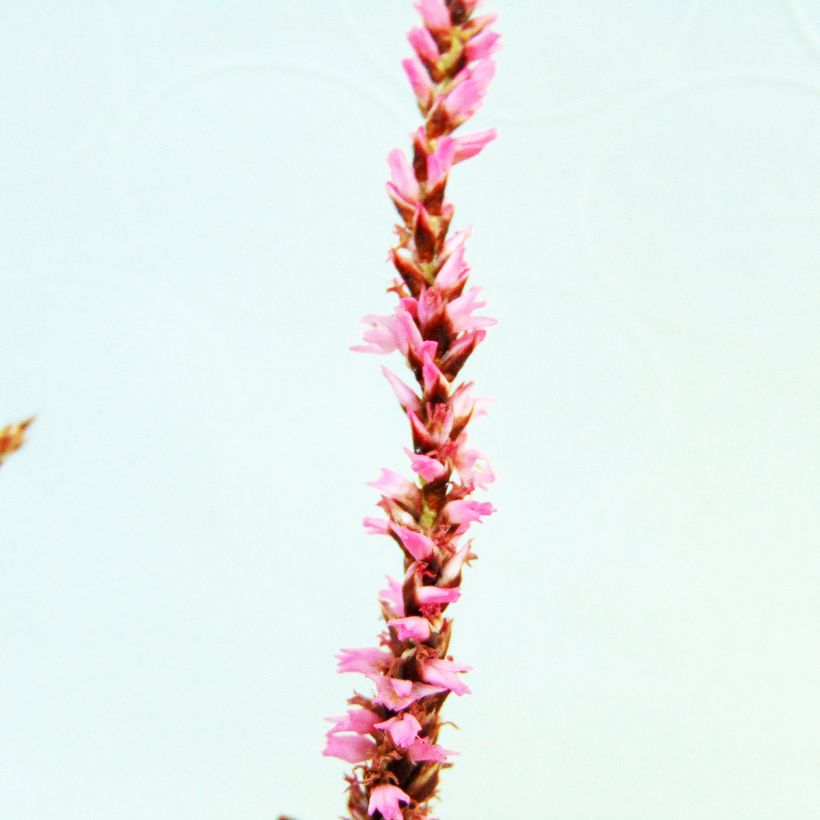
334, 2, 499, 817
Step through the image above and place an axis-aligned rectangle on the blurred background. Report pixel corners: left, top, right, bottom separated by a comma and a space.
2, 1, 819, 817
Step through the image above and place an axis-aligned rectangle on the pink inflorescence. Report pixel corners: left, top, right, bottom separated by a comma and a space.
324, 1, 499, 817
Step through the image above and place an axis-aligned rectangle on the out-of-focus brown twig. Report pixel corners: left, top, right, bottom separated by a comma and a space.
0, 417, 34, 467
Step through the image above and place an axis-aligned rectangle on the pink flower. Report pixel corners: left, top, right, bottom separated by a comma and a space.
407, 737, 457, 763
363, 516, 391, 535
443, 499, 495, 524
387, 149, 419, 202
436, 241, 469, 291
381, 367, 422, 416
388, 615, 431, 641
375, 713, 422, 749
404, 447, 448, 482
390, 523, 435, 561
352, 307, 422, 357
453, 128, 497, 163
419, 657, 472, 695
447, 286, 497, 332
368, 468, 422, 507
323, 733, 377, 763
379, 575, 405, 617
368, 784, 412, 820
452, 447, 495, 489
402, 56, 433, 104
325, 707, 382, 736
426, 137, 457, 188
439, 539, 474, 585
464, 28, 501, 61
414, 0, 451, 32
416, 585, 461, 606
407, 25, 439, 63
449, 381, 492, 422
372, 675, 446, 711
443, 59, 496, 123
336, 646, 392, 675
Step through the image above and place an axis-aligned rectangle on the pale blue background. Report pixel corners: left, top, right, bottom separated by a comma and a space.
2, 1, 820, 818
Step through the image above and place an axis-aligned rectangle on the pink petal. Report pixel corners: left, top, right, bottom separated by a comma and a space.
390, 523, 435, 561
439, 538, 475, 585
374, 713, 422, 749
381, 367, 422, 416
362, 516, 391, 535
453, 447, 495, 489
464, 28, 501, 61
404, 447, 448, 482
426, 137, 457, 188
336, 646, 392, 675
325, 707, 382, 736
367, 468, 421, 507
407, 737, 458, 763
372, 675, 446, 711
388, 615, 431, 641
322, 733, 377, 763
416, 585, 461, 606
453, 128, 497, 163
407, 26, 439, 63
443, 499, 495, 524
414, 0, 451, 32
419, 657, 472, 696
379, 575, 405, 618
402, 56, 434, 104
368, 784, 412, 820
387, 149, 419, 201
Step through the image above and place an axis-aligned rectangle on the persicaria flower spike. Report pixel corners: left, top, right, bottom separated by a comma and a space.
329, 3, 499, 818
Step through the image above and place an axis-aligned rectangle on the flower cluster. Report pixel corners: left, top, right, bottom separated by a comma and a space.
0, 418, 33, 468
324, 1, 499, 818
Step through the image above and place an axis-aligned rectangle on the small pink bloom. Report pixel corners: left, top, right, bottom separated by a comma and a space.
407, 25, 439, 63
402, 56, 433, 104
390, 523, 435, 561
336, 646, 392, 675
407, 737, 457, 763
436, 243, 470, 293
404, 447, 448, 482
419, 657, 472, 696
443, 499, 495, 524
372, 675, 446, 711
444, 59, 496, 123
374, 712, 422, 749
439, 539, 475, 585
421, 346, 449, 398
388, 615, 431, 641
379, 575, 405, 617
362, 516, 391, 535
453, 446, 495, 489
325, 707, 382, 736
387, 148, 419, 201
426, 137, 457, 188
453, 128, 497, 163
449, 381, 492, 422
368, 468, 421, 508
353, 307, 422, 357
414, 0, 451, 32
464, 28, 501, 61
368, 784, 412, 820
448, 287, 497, 332
416, 585, 461, 605
408, 406, 452, 449
382, 367, 422, 416
323, 732, 377, 763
